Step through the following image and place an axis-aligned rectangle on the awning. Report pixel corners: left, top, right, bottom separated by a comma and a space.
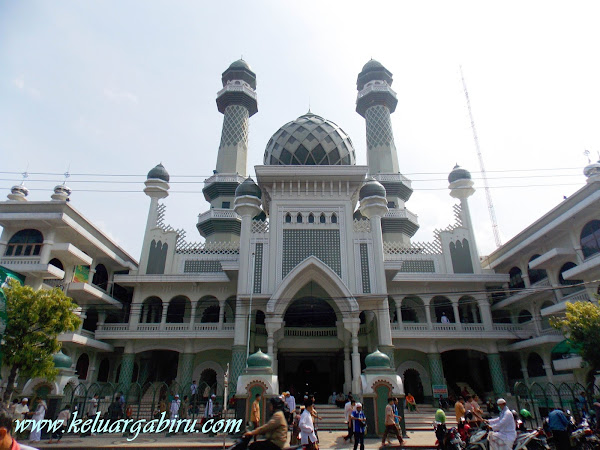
551, 339, 582, 354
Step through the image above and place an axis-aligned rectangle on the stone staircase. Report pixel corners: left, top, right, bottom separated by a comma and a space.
312, 404, 348, 431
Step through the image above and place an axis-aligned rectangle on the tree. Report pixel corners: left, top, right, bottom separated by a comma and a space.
1, 279, 81, 402
550, 300, 600, 371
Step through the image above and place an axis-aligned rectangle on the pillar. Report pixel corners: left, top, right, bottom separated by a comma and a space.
541, 351, 554, 383
477, 296, 493, 331
344, 346, 352, 393
159, 304, 168, 330
229, 345, 247, 398
118, 353, 135, 389
425, 304, 433, 329
487, 353, 506, 395
396, 306, 403, 330
427, 353, 445, 386
178, 353, 195, 395
351, 335, 361, 396
452, 302, 462, 329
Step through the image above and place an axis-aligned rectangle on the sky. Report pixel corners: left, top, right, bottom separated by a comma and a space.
1, 1, 600, 260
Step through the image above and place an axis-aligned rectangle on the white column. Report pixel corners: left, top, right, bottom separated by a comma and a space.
344, 346, 352, 393
218, 301, 225, 330
160, 303, 168, 330
452, 301, 462, 329
351, 335, 361, 395
477, 296, 493, 331
39, 229, 56, 264
396, 306, 403, 330
377, 297, 393, 346
189, 300, 197, 329
425, 302, 433, 329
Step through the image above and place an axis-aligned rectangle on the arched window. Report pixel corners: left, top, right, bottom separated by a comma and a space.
201, 305, 220, 323
558, 262, 584, 295
255, 310, 265, 325
508, 267, 525, 291
140, 297, 163, 323
285, 213, 291, 223
320, 213, 326, 224
97, 358, 110, 382
76, 354, 90, 380
527, 255, 548, 284
331, 213, 337, 224
296, 213, 303, 223
49, 258, 64, 271
517, 310, 533, 323
167, 296, 190, 323
580, 220, 600, 258
5, 229, 43, 256
308, 213, 315, 223
92, 264, 109, 291
82, 308, 98, 332
527, 353, 545, 378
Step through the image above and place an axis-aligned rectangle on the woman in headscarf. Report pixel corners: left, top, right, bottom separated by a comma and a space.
28, 397, 47, 443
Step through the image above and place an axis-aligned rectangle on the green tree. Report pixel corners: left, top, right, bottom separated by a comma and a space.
550, 300, 600, 371
1, 279, 81, 402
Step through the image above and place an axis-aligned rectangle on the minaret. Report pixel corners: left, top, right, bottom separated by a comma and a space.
356, 59, 418, 244
215, 59, 257, 176
198, 60, 258, 243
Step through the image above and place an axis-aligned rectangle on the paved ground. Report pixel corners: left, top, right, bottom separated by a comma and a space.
24, 429, 437, 449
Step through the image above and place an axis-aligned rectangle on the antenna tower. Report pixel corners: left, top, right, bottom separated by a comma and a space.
460, 66, 502, 248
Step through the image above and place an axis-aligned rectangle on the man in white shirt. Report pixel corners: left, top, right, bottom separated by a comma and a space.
167, 394, 181, 436
441, 312, 450, 323
299, 401, 317, 446
486, 398, 516, 450
343, 398, 356, 442
284, 392, 296, 422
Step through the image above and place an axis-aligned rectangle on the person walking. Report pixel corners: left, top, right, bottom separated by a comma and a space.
190, 380, 198, 406
251, 394, 261, 442
486, 398, 516, 450
547, 407, 570, 450
454, 397, 466, 425
205, 394, 215, 420
166, 394, 181, 436
49, 404, 70, 444
28, 398, 47, 443
343, 398, 356, 442
13, 398, 29, 440
381, 397, 403, 446
290, 406, 302, 445
299, 401, 318, 450
284, 392, 295, 423
350, 402, 367, 450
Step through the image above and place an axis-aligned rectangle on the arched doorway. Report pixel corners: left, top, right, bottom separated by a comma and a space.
403, 368, 425, 403
441, 350, 493, 397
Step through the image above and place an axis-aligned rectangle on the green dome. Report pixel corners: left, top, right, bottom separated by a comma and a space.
359, 179, 386, 201
362, 59, 384, 72
247, 349, 272, 368
53, 350, 72, 369
229, 59, 252, 71
235, 177, 262, 199
365, 349, 391, 368
147, 163, 170, 182
448, 164, 471, 183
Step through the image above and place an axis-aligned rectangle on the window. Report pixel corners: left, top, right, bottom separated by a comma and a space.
320, 213, 326, 224
221, 201, 231, 209
527, 254, 548, 284
308, 213, 315, 223
580, 220, 600, 258
5, 229, 43, 256
285, 213, 292, 223
508, 267, 525, 291
331, 213, 337, 224
387, 201, 395, 209
558, 262, 584, 294
296, 213, 302, 223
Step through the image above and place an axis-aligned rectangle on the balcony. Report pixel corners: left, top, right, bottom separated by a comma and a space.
0, 257, 64, 279
68, 282, 122, 308
59, 330, 113, 352
491, 278, 553, 310
51, 243, 93, 266
389, 323, 532, 339
284, 327, 338, 337
553, 356, 585, 371
562, 252, 600, 280
197, 208, 241, 238
540, 289, 591, 316
95, 322, 235, 340
528, 248, 576, 270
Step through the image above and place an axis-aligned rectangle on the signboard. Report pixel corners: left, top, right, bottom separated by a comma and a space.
432, 384, 448, 399
72, 265, 90, 283
0, 266, 25, 376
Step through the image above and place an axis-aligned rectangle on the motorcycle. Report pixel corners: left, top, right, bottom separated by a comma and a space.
570, 418, 600, 450
433, 422, 465, 449
466, 424, 549, 450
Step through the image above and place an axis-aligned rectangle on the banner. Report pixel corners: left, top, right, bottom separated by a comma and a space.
432, 384, 448, 398
0, 266, 25, 376
72, 265, 90, 283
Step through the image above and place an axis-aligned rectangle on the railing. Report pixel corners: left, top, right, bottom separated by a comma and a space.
203, 173, 246, 186
137, 324, 160, 332
384, 208, 418, 223
492, 324, 524, 332
561, 290, 590, 303
164, 324, 189, 332
95, 323, 235, 334
284, 327, 337, 337
433, 324, 457, 331
79, 329, 96, 339
0, 256, 41, 265
357, 83, 396, 99
197, 208, 239, 223
217, 83, 257, 100
462, 324, 485, 332
96, 324, 128, 332
399, 323, 429, 331
193, 324, 219, 331
372, 173, 412, 187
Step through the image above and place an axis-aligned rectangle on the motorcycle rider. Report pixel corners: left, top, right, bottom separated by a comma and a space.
243, 397, 288, 449
485, 398, 516, 450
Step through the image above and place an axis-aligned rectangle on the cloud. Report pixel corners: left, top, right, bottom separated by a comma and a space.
13, 76, 40, 97
104, 88, 138, 104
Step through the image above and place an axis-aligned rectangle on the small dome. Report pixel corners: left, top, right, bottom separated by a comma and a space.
10, 185, 29, 197
584, 160, 600, 178
53, 350, 72, 369
264, 113, 356, 166
229, 59, 251, 71
235, 177, 262, 199
365, 349, 391, 368
359, 179, 386, 200
54, 184, 72, 196
147, 163, 170, 182
448, 164, 472, 183
247, 349, 272, 368
362, 59, 384, 72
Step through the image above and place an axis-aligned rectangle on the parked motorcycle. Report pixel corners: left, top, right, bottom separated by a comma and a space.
466, 424, 549, 450
570, 418, 600, 450
434, 421, 465, 449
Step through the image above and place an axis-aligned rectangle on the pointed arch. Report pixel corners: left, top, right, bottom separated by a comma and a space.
267, 256, 357, 316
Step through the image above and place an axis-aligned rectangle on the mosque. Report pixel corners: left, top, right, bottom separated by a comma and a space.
1, 59, 599, 410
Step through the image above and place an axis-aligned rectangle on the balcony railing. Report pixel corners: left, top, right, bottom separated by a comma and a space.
284, 327, 338, 337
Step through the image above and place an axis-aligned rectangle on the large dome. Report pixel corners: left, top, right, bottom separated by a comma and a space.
263, 112, 356, 166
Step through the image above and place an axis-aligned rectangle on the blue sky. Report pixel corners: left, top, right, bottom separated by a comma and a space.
2, 1, 600, 259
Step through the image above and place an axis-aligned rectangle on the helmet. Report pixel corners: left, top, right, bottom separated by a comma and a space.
435, 409, 446, 424
269, 396, 285, 410
520, 409, 532, 419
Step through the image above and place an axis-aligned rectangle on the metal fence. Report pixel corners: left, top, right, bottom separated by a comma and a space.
59, 381, 227, 422
513, 381, 599, 428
